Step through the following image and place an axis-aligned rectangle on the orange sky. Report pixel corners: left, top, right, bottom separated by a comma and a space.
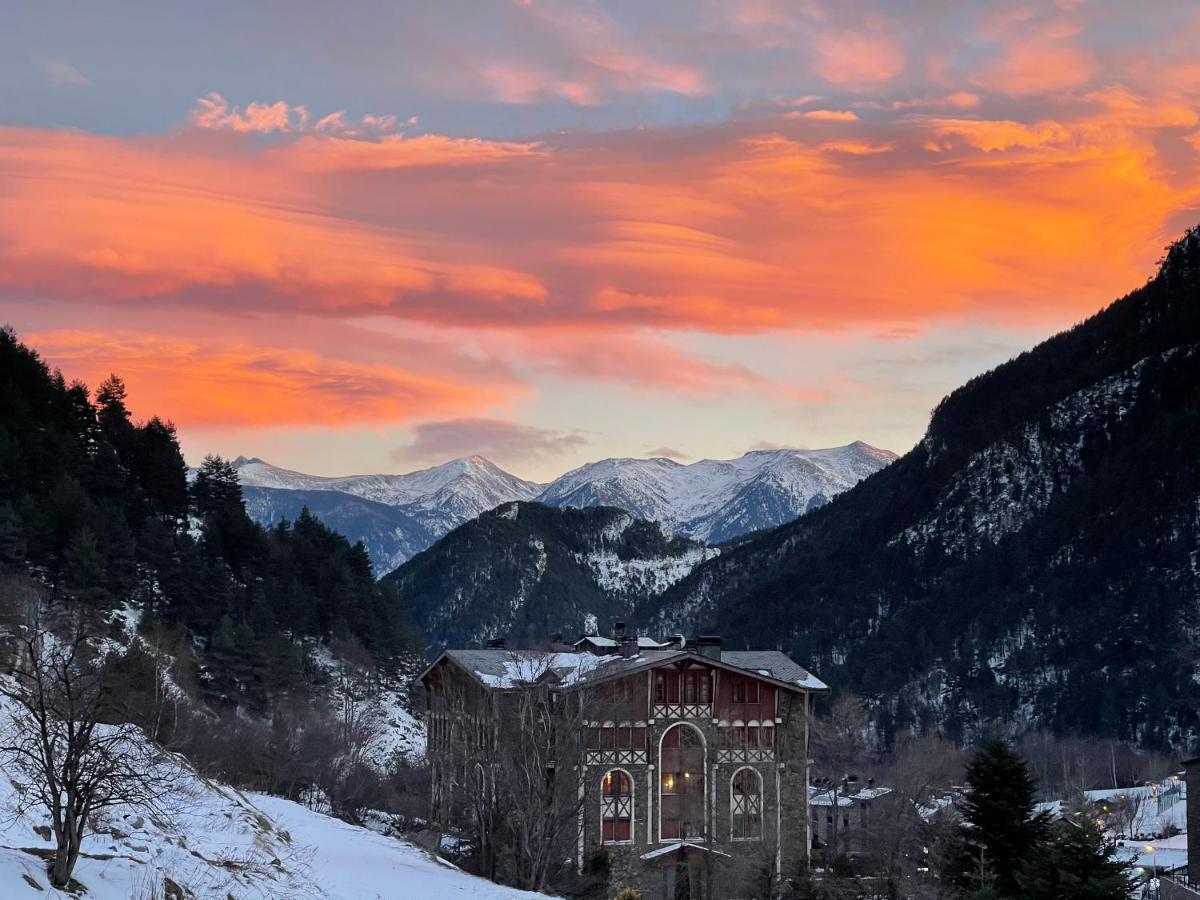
3, 1, 1200, 476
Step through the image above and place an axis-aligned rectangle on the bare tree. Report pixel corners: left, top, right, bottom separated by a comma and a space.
1102, 792, 1145, 839
0, 620, 186, 888
491, 654, 594, 892
860, 733, 966, 899
812, 691, 876, 785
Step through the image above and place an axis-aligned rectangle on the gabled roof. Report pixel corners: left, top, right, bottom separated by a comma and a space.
421, 646, 828, 694
721, 651, 827, 691
573, 635, 667, 649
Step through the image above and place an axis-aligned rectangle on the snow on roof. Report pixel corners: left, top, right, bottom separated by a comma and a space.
445, 647, 827, 693
721, 650, 828, 691
808, 785, 893, 805
573, 635, 666, 649
447, 649, 625, 689
809, 787, 854, 807
850, 787, 893, 801
576, 635, 618, 646
917, 794, 958, 821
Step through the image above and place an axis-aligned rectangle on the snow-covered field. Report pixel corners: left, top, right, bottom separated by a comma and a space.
0, 698, 543, 900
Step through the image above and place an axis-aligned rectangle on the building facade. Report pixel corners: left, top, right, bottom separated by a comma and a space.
421, 634, 827, 899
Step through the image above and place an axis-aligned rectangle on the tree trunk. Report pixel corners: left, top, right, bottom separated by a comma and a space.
50, 832, 79, 888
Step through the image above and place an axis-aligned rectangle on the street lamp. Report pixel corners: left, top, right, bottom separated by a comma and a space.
1144, 845, 1159, 900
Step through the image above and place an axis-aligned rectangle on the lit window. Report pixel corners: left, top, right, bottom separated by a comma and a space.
660, 724, 705, 840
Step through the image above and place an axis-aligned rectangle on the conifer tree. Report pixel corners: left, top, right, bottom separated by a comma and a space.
958, 738, 1047, 898
1014, 819, 1132, 900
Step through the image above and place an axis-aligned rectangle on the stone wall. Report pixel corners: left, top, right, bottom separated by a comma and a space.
580, 671, 814, 898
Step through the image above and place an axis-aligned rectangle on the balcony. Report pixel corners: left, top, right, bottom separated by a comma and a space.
716, 747, 775, 763
652, 702, 712, 721
585, 749, 648, 767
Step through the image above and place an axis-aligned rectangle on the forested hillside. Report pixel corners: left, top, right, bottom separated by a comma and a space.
646, 227, 1200, 750
0, 328, 422, 711
388, 501, 716, 648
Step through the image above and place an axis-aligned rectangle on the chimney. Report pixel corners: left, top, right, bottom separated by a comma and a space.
694, 635, 722, 659
619, 634, 638, 658
613, 620, 626, 640
486, 637, 507, 649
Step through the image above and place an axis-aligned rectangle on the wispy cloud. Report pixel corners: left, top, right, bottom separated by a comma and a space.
36, 57, 89, 86
391, 418, 589, 467
646, 446, 690, 460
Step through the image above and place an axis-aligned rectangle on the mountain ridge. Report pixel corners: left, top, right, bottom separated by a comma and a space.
231, 442, 896, 572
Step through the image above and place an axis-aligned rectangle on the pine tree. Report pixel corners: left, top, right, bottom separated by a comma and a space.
958, 738, 1047, 898
63, 525, 112, 608
191, 455, 243, 520
1014, 819, 1132, 900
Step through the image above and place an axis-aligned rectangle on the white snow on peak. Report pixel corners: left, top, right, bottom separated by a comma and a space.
537, 442, 896, 541
226, 442, 893, 572
234, 455, 544, 512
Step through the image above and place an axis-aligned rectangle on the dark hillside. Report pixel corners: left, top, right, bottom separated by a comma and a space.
647, 228, 1200, 749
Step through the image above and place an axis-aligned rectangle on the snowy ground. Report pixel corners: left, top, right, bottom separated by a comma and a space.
0, 700, 543, 899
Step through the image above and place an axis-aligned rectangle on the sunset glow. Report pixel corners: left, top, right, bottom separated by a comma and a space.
4, 1, 1200, 477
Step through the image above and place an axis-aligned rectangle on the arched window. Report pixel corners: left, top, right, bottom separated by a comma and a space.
660, 724, 706, 840
601, 769, 634, 843
731, 767, 763, 840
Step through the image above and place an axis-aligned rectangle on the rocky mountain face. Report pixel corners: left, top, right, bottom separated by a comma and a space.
645, 228, 1200, 750
385, 502, 718, 649
234, 444, 893, 574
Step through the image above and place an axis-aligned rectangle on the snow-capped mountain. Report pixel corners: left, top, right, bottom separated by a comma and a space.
233, 456, 544, 573
234, 454, 544, 514
230, 444, 894, 575
538, 442, 897, 542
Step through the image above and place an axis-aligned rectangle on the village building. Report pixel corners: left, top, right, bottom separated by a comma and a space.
421, 627, 828, 899
808, 780, 893, 854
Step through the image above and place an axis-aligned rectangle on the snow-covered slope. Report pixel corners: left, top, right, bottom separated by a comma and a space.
538, 442, 897, 542
0, 698, 544, 900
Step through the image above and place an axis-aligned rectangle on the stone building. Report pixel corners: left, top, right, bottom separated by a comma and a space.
421, 630, 827, 899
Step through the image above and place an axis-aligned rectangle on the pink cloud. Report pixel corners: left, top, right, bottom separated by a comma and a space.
190, 92, 412, 137
812, 30, 905, 86
973, 42, 1098, 96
